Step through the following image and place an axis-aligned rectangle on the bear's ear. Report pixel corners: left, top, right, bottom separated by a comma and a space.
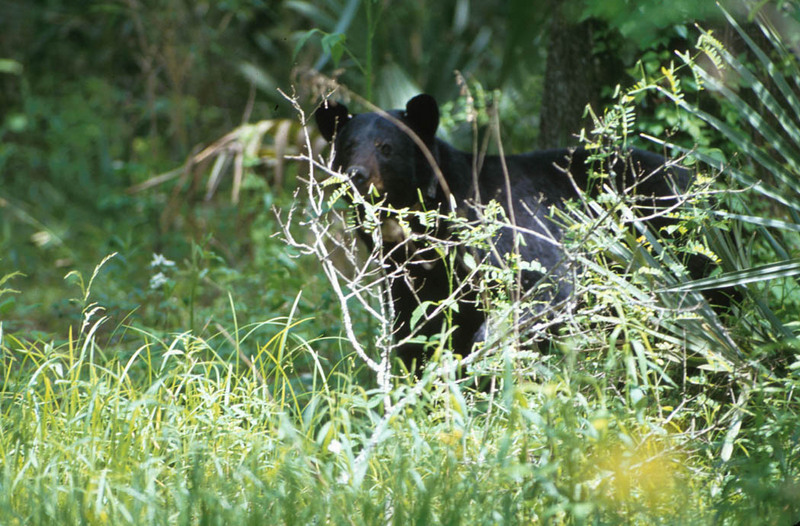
405, 94, 439, 141
315, 100, 350, 142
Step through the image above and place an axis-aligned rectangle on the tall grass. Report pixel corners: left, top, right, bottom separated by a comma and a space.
0, 298, 732, 525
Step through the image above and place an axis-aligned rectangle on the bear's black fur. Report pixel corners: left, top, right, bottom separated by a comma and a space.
315, 94, 691, 368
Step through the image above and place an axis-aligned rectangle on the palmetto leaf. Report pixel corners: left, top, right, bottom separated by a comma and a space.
713, 210, 800, 232
661, 259, 800, 292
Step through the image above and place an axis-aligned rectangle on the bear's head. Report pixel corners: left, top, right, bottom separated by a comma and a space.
314, 94, 441, 210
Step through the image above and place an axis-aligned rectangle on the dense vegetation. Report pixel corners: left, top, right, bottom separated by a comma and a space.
2, 1, 800, 523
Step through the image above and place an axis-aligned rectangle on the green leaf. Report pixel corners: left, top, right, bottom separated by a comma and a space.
661, 259, 800, 292
293, 28, 322, 61
462, 252, 477, 271
0, 59, 22, 75
410, 301, 433, 330
321, 32, 347, 68
712, 211, 800, 232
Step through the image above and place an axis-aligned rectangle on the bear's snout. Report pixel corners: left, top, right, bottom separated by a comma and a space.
346, 165, 369, 186
345, 165, 381, 193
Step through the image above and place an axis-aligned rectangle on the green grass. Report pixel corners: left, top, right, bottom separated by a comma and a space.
2, 275, 799, 524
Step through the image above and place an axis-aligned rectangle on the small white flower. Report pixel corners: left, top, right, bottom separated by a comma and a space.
149, 272, 169, 289
150, 253, 176, 268
327, 439, 343, 455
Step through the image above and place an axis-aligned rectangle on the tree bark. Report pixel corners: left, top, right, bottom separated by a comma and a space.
539, 6, 620, 149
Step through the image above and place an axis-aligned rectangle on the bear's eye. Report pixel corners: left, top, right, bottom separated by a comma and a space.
376, 142, 393, 157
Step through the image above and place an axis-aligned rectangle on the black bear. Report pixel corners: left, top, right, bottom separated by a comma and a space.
315, 94, 691, 368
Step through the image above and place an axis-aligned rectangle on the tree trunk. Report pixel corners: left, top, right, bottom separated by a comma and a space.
539, 5, 620, 149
